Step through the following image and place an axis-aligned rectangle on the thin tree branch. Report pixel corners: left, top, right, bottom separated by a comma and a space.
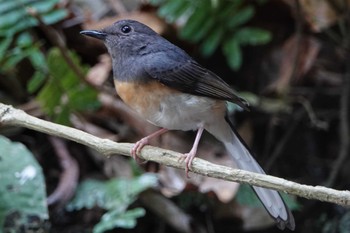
1, 103, 350, 206
265, 109, 304, 172
26, 7, 95, 89
325, 63, 350, 187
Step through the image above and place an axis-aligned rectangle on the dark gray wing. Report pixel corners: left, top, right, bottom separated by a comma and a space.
144, 54, 249, 110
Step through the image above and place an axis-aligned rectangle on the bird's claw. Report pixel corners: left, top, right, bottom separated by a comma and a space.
131, 137, 149, 163
179, 152, 196, 178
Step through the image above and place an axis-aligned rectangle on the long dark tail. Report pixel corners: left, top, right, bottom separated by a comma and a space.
206, 117, 295, 230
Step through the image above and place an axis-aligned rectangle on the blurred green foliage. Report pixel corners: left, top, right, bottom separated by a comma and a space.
0, 0, 68, 87
67, 174, 158, 233
150, 0, 272, 70
37, 48, 100, 125
0, 136, 48, 232
0, 0, 100, 125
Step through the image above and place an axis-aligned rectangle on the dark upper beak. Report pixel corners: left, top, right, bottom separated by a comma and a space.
80, 30, 107, 40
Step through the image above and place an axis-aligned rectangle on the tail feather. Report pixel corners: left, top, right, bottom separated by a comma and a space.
206, 117, 295, 230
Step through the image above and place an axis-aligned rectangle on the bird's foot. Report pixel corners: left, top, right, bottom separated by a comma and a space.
179, 151, 196, 178
130, 128, 169, 162
131, 137, 149, 163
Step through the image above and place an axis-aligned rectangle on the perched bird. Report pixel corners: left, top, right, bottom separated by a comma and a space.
81, 19, 295, 230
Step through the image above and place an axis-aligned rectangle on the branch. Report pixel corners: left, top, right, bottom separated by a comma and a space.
325, 61, 350, 187
1, 103, 350, 206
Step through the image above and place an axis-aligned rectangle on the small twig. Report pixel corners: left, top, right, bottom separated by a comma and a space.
47, 136, 79, 206
265, 109, 305, 172
296, 96, 329, 130
1, 103, 350, 206
325, 65, 350, 187
26, 7, 93, 89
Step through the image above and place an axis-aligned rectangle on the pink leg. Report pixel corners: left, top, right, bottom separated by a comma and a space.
131, 128, 168, 159
179, 127, 204, 177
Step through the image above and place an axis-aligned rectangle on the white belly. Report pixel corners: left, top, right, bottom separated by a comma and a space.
114, 79, 226, 132
148, 93, 226, 131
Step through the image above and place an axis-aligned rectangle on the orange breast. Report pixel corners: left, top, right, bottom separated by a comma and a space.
114, 80, 178, 119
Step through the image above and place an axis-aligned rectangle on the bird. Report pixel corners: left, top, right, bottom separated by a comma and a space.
80, 19, 295, 230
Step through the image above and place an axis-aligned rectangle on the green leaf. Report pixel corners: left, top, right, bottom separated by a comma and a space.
0, 35, 12, 58
67, 174, 157, 232
16, 32, 33, 47
68, 86, 100, 111
93, 208, 145, 233
180, 3, 211, 40
53, 102, 71, 125
28, 47, 47, 70
27, 70, 46, 93
42, 8, 68, 25
0, 136, 48, 232
223, 38, 242, 70
66, 179, 106, 211
149, 0, 165, 5
47, 48, 67, 79
0, 1, 19, 15
217, 0, 242, 20
0, 0, 66, 33
2, 48, 28, 71
0, 8, 27, 29
227, 6, 255, 29
30, 0, 60, 14
0, 18, 37, 37
200, 26, 224, 56
234, 27, 272, 46
190, 18, 215, 42
38, 47, 99, 124
158, 0, 188, 22
169, 0, 191, 22
37, 76, 62, 115
103, 173, 158, 209
67, 173, 158, 211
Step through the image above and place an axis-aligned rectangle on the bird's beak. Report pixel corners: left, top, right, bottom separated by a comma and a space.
80, 30, 107, 40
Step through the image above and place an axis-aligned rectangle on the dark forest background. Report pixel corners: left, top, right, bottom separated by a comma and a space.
0, 0, 349, 232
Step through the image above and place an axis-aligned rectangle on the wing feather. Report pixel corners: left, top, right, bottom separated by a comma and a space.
145, 58, 249, 110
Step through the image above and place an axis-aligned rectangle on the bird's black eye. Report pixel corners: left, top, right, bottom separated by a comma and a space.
121, 25, 132, 34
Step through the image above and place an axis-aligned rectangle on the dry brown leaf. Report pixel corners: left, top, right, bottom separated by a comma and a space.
103, 156, 133, 178
157, 132, 192, 197
268, 34, 320, 93
71, 114, 118, 141
86, 54, 111, 86
156, 131, 240, 202
157, 119, 257, 202
195, 142, 240, 203
314, 69, 343, 86
158, 166, 187, 197
299, 0, 340, 32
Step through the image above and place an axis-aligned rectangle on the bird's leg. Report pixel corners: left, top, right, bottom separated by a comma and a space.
131, 128, 169, 159
179, 127, 204, 178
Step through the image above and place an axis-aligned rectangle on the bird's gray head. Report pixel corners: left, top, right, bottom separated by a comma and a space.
80, 20, 159, 58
